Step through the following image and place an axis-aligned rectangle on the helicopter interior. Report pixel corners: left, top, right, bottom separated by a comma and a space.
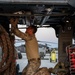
0, 0, 75, 38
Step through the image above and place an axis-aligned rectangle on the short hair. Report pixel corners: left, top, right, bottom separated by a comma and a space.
28, 25, 37, 33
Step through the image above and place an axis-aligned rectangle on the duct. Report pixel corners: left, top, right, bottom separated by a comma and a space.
68, 0, 75, 7
40, 8, 53, 25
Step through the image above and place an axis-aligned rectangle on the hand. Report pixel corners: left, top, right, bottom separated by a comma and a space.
9, 18, 19, 26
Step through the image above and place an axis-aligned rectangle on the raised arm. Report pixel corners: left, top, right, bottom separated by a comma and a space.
9, 18, 31, 40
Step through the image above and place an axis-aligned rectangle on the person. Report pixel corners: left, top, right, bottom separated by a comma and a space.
9, 18, 41, 75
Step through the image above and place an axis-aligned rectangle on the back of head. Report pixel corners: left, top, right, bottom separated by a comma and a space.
28, 25, 37, 33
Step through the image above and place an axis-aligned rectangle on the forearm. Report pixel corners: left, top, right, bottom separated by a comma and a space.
10, 18, 19, 33
10, 18, 24, 38
11, 24, 26, 39
11, 24, 18, 33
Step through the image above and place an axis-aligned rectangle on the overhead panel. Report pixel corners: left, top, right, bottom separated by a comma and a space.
0, 0, 68, 5
0, 0, 75, 8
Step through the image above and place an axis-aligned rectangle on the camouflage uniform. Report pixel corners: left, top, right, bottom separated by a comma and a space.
22, 59, 41, 75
